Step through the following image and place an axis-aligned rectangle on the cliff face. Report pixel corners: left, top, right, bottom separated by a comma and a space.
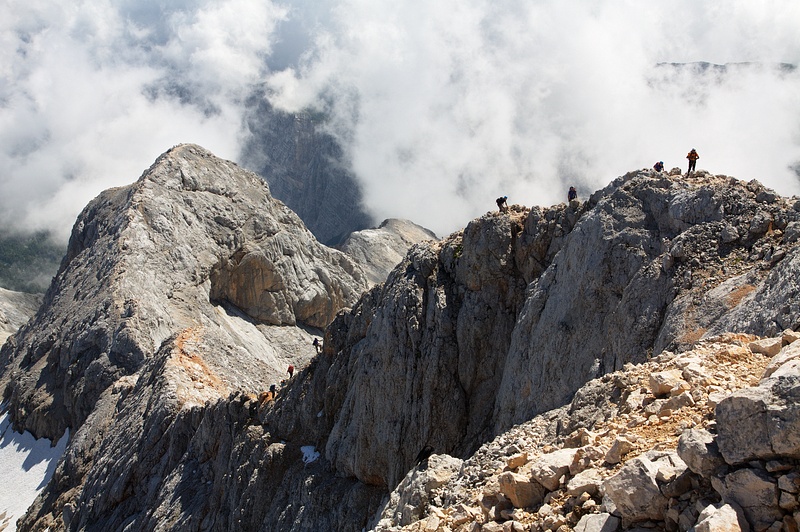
0, 287, 41, 346
269, 171, 800, 490
4, 155, 800, 531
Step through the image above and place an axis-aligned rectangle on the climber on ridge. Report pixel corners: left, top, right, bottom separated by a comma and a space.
313, 337, 321, 354
568, 186, 577, 202
288, 364, 294, 379
496, 196, 508, 213
686, 149, 699, 175
653, 161, 664, 172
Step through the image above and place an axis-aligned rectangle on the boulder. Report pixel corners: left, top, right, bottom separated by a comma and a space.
716, 375, 800, 464
498, 471, 546, 508
529, 448, 579, 491
574, 513, 621, 532
605, 437, 635, 465
750, 337, 784, 357
711, 468, 782, 531
566, 468, 603, 497
650, 370, 687, 397
602, 454, 670, 522
677, 429, 725, 477
692, 502, 750, 532
783, 330, 800, 345
763, 340, 800, 379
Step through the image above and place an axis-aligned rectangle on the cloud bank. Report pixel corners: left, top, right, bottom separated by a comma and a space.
1, 0, 799, 240
0, 0, 286, 238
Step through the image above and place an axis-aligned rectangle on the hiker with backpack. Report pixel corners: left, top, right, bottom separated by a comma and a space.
312, 338, 321, 354
496, 196, 508, 213
288, 364, 294, 378
686, 149, 699, 175
568, 186, 577, 202
653, 161, 664, 172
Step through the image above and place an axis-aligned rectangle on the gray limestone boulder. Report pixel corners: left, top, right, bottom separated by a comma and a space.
691, 502, 750, 532
716, 373, 800, 465
574, 513, 621, 532
711, 468, 782, 531
602, 451, 685, 522
678, 428, 726, 478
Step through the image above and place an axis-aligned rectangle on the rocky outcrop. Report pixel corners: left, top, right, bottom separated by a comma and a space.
375, 331, 800, 532
277, 171, 800, 492
20, 329, 385, 532
0, 144, 367, 442
0, 287, 41, 346
0, 145, 373, 529
339, 219, 438, 285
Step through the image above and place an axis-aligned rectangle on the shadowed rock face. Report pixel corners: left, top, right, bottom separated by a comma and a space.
0, 143, 368, 442
240, 95, 374, 246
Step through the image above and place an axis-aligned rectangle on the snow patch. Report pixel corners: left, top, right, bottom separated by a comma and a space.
301, 445, 320, 464
0, 409, 68, 532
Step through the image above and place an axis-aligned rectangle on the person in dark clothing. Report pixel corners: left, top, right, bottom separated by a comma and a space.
496, 196, 508, 212
653, 161, 664, 172
568, 186, 577, 202
686, 149, 699, 174
312, 338, 321, 354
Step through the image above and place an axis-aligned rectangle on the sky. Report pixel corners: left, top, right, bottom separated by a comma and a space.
1, 0, 800, 241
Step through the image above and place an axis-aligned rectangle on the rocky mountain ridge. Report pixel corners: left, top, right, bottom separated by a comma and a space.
0, 143, 368, 442
2, 151, 800, 531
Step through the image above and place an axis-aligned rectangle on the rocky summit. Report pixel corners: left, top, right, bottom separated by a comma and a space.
2, 152, 800, 532
339, 218, 439, 286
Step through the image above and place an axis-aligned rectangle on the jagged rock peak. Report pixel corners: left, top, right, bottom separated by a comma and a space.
0, 143, 369, 441
339, 218, 438, 286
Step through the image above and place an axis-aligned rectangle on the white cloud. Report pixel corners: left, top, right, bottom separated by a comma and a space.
1, 0, 799, 241
267, 0, 800, 237
0, 0, 286, 239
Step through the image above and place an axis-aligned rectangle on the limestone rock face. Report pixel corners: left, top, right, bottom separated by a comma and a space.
0, 143, 368, 442
289, 171, 800, 492
0, 287, 41, 346
7, 165, 800, 532
339, 219, 438, 286
717, 373, 800, 465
